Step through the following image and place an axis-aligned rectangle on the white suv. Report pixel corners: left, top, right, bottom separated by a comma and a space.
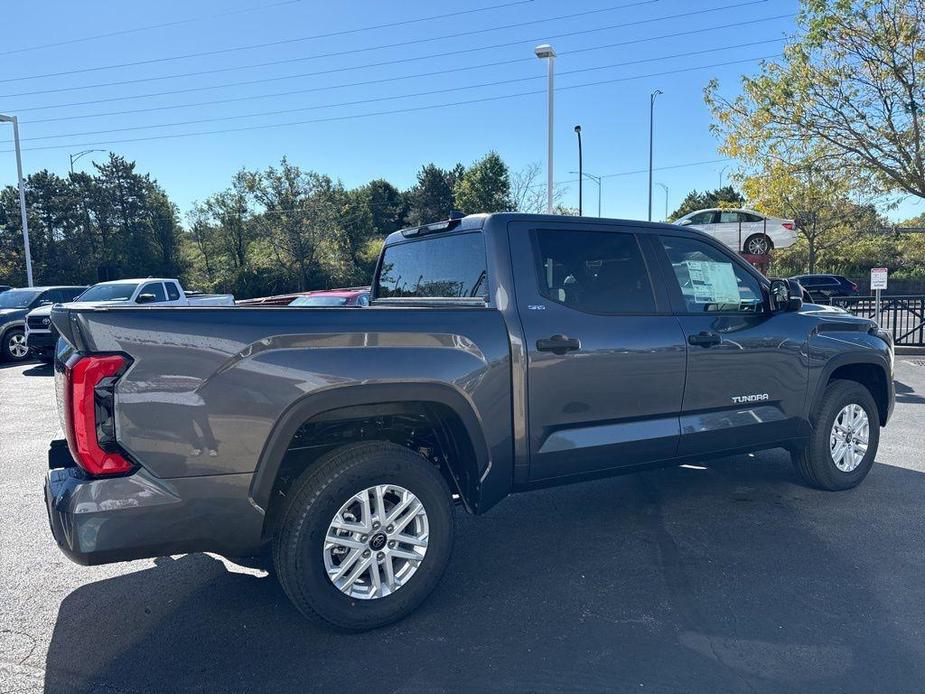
673, 208, 798, 255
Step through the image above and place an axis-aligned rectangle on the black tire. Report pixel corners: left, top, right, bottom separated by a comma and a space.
743, 233, 772, 255
1, 328, 29, 362
792, 379, 880, 491
273, 441, 454, 631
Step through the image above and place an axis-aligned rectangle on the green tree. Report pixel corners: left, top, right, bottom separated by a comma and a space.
404, 162, 464, 225
669, 185, 745, 220
453, 151, 513, 214
705, 0, 925, 200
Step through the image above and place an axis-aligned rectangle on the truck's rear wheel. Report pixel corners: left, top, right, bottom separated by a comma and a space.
273, 441, 454, 631
793, 379, 879, 490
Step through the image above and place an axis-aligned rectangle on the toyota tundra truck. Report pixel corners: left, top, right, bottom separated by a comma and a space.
45, 213, 894, 631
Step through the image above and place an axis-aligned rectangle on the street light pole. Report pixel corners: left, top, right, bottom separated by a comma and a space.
535, 44, 556, 214
0, 114, 33, 287
574, 125, 582, 216
69, 149, 105, 173
719, 165, 728, 188
654, 182, 669, 221
647, 89, 662, 222
569, 171, 602, 217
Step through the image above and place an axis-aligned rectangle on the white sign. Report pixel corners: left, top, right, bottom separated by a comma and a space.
870, 267, 888, 290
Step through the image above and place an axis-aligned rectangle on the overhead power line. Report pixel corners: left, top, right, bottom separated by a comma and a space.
0, 0, 768, 97
19, 40, 787, 143
0, 0, 303, 56
21, 14, 793, 125
0, 0, 657, 85
1, 54, 782, 154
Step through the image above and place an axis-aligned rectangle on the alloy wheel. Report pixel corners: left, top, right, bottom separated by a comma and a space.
829, 403, 869, 472
746, 236, 770, 255
8, 333, 28, 359
323, 484, 429, 600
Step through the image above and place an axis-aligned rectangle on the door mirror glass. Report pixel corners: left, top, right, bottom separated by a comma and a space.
770, 278, 803, 312
136, 293, 158, 304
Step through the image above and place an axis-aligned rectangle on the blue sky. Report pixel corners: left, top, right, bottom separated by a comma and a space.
1, 0, 918, 223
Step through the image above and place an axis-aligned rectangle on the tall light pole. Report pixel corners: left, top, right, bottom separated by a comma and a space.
647, 89, 662, 222
574, 125, 582, 216
719, 165, 728, 188
535, 44, 556, 214
569, 171, 602, 217
0, 114, 33, 286
69, 149, 105, 173
654, 182, 669, 221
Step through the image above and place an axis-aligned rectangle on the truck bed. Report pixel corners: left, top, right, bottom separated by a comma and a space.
53, 304, 513, 496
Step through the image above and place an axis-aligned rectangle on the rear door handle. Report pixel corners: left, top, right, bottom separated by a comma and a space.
687, 331, 722, 347
536, 334, 581, 355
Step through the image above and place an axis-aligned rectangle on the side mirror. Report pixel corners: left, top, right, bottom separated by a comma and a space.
136, 293, 157, 304
38, 300, 52, 306
678, 218, 692, 226
769, 278, 803, 312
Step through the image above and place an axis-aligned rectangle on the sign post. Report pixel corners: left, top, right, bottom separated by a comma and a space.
870, 267, 888, 326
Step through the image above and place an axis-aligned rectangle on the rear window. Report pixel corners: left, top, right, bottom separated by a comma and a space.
376, 233, 488, 300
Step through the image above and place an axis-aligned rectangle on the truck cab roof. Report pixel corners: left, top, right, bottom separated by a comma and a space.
383, 212, 703, 247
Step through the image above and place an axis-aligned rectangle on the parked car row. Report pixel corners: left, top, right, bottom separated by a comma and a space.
0, 278, 234, 364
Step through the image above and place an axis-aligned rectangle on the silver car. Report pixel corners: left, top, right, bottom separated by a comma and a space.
674, 208, 798, 255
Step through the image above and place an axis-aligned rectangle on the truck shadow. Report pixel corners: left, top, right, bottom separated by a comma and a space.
45, 452, 925, 693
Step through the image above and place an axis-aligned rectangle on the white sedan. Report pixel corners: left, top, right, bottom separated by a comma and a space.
673, 208, 798, 255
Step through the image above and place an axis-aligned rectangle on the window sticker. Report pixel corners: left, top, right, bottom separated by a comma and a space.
684, 260, 741, 305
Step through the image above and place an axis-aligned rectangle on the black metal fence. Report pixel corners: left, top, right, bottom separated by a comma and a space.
830, 295, 925, 346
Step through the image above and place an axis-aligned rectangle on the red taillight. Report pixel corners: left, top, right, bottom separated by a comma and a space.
782, 222, 795, 230
64, 354, 134, 476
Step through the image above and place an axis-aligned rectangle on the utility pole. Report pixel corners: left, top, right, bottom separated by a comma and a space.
569, 171, 602, 217
535, 44, 557, 214
647, 89, 662, 222
69, 149, 105, 173
654, 182, 669, 221
574, 125, 582, 216
0, 114, 33, 286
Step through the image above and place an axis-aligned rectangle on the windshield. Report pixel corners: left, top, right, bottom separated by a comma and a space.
290, 295, 349, 307
0, 289, 40, 308
76, 283, 139, 302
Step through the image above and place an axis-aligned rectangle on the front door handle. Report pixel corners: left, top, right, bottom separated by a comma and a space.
536, 334, 581, 355
688, 331, 722, 347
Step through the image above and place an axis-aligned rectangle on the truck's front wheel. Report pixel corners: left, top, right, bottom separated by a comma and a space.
793, 379, 880, 490
273, 441, 454, 631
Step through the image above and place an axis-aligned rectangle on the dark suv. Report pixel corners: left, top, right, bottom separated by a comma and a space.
792, 274, 858, 302
0, 286, 85, 362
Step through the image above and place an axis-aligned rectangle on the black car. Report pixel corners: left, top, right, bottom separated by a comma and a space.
0, 286, 86, 362
791, 274, 858, 302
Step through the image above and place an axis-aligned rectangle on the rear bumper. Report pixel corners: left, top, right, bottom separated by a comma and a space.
44, 440, 265, 565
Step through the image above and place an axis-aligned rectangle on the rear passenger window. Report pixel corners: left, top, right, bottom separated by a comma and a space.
718, 211, 741, 223
533, 229, 656, 314
660, 236, 763, 313
166, 282, 181, 301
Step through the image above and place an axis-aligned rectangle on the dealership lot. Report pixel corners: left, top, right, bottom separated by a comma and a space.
3, 359, 925, 693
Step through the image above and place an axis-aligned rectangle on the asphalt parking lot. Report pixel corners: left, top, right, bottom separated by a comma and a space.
3, 359, 925, 693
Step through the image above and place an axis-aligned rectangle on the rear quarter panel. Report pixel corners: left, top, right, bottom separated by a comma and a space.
65, 306, 513, 487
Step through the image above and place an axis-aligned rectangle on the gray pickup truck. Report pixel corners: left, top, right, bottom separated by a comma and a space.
46, 213, 894, 630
